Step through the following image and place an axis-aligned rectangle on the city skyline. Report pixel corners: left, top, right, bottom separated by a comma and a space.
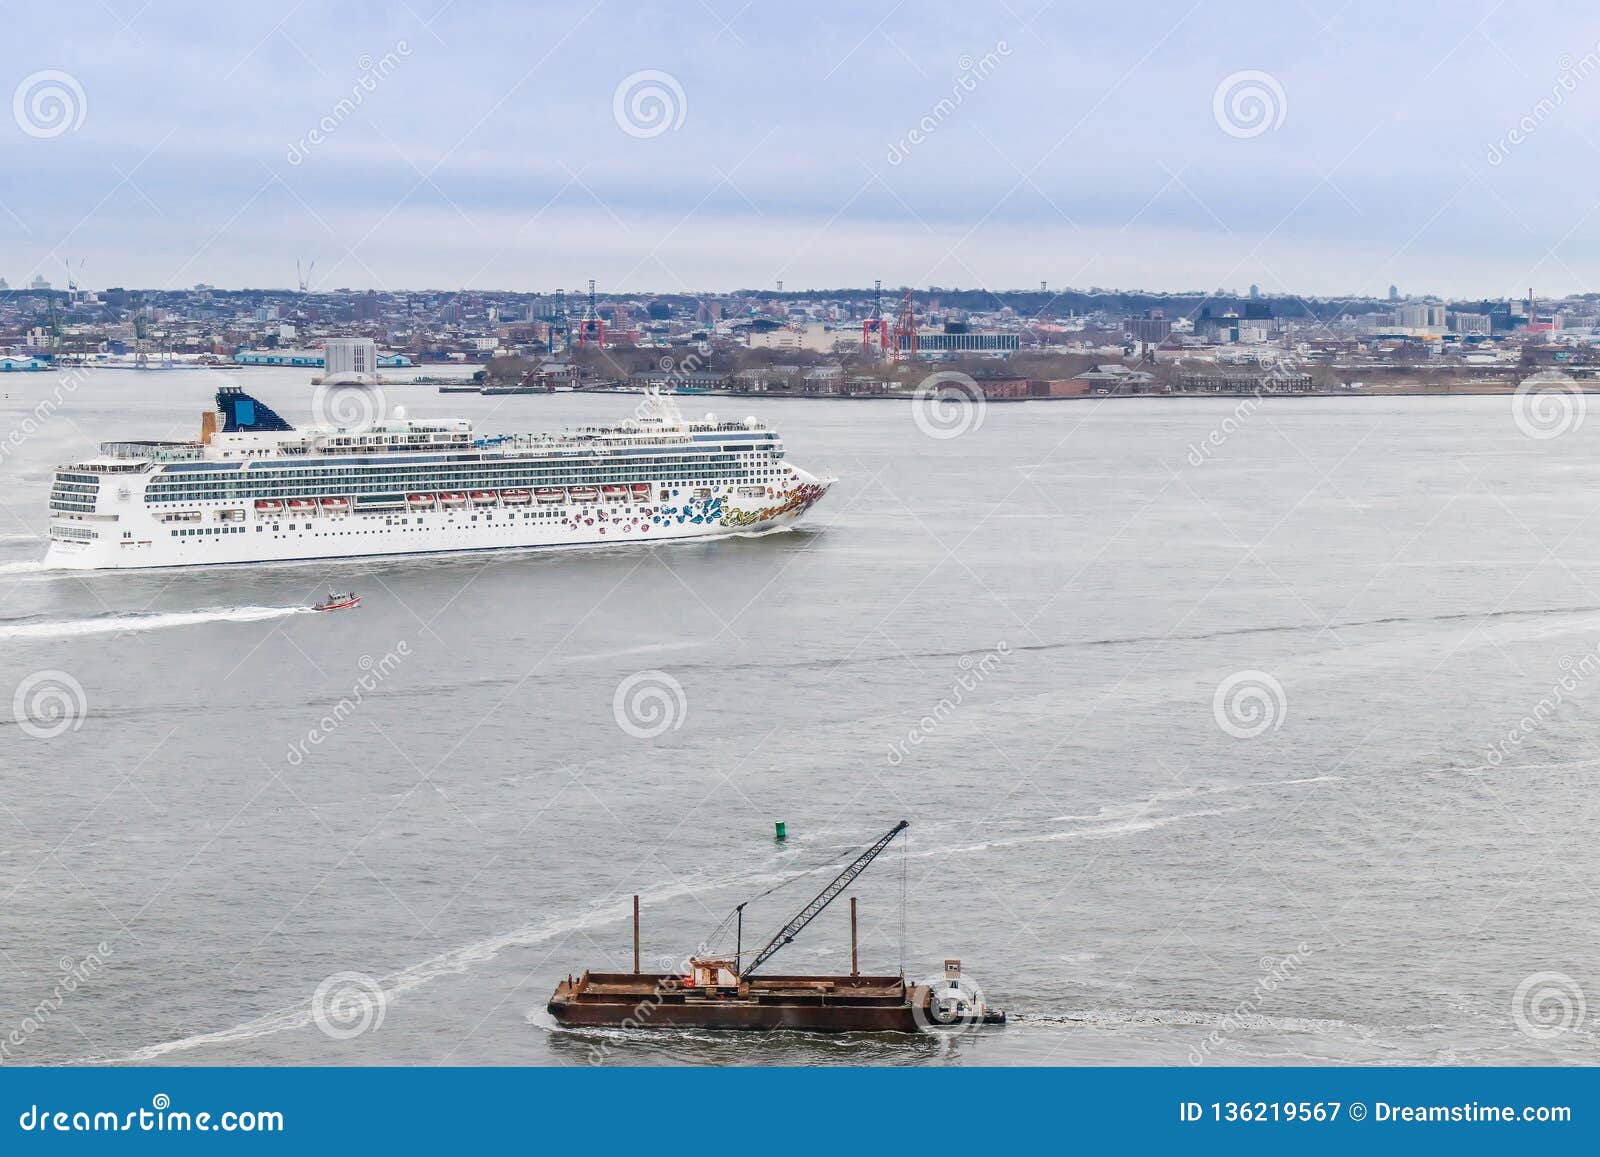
6, 2, 1600, 297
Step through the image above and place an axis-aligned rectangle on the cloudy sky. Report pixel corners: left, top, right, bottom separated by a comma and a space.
4, 1, 1600, 298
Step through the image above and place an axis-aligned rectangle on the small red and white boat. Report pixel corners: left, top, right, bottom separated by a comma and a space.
320, 497, 351, 511
255, 499, 284, 513
630, 483, 651, 499
535, 488, 565, 504
313, 591, 360, 612
601, 485, 627, 500
407, 493, 435, 509
501, 489, 532, 505
469, 490, 497, 505
439, 492, 468, 507
287, 499, 316, 512
570, 487, 599, 502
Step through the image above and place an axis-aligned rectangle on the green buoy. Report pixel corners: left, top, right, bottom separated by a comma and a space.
774, 821, 787, 840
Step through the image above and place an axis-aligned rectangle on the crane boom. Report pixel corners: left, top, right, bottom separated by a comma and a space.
742, 820, 908, 977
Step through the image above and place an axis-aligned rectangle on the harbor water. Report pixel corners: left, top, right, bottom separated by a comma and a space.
2, 368, 1597, 1066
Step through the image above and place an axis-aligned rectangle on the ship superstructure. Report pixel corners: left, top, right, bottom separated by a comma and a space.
44, 386, 832, 569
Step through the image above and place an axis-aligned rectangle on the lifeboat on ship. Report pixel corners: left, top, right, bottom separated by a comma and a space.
286, 499, 316, 513
469, 490, 498, 506
320, 497, 351, 512
535, 487, 565, 504
570, 486, 599, 503
255, 499, 284, 514
439, 492, 468, 508
601, 485, 627, 500
501, 489, 532, 505
631, 483, 651, 499
407, 493, 435, 509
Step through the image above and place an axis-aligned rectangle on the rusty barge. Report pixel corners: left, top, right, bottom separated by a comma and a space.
547, 820, 1005, 1034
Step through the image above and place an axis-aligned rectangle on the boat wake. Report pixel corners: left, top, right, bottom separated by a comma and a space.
97, 862, 804, 1064
93, 805, 1246, 1064
0, 559, 51, 576
0, 605, 312, 641
555, 640, 711, 664
1011, 1008, 1393, 1036
924, 807, 1251, 858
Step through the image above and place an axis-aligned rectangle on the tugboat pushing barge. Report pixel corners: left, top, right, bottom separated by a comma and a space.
547, 820, 1005, 1034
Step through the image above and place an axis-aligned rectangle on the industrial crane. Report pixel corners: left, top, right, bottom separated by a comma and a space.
739, 820, 908, 977
861, 278, 890, 353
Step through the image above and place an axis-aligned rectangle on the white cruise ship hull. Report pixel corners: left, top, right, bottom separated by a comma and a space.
44, 471, 832, 571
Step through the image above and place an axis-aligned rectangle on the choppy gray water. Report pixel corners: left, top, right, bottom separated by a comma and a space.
2, 368, 1597, 1067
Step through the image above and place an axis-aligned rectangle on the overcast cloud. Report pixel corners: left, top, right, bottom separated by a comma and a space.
3, 1, 1599, 298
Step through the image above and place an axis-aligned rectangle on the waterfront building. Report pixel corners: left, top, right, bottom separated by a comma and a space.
235, 348, 324, 367
1127, 310, 1173, 344
898, 331, 1020, 355
323, 337, 380, 384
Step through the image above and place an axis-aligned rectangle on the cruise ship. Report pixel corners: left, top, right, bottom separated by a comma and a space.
43, 386, 833, 570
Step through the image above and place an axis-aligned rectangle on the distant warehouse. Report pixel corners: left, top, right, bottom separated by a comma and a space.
1179, 370, 1313, 393
899, 331, 1020, 356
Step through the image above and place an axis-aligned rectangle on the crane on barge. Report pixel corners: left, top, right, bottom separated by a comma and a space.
734, 819, 908, 977
546, 818, 1004, 1032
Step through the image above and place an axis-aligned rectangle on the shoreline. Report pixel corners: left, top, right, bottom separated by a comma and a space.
561, 386, 1567, 401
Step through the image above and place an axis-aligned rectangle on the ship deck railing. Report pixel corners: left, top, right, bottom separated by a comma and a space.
98, 441, 203, 462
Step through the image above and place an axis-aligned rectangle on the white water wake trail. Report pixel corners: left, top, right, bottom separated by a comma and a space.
106, 871, 761, 1064
0, 559, 52, 576
0, 605, 311, 641
98, 804, 1231, 1064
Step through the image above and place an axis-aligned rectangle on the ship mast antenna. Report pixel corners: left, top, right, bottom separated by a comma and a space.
899, 823, 907, 977
741, 820, 909, 977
